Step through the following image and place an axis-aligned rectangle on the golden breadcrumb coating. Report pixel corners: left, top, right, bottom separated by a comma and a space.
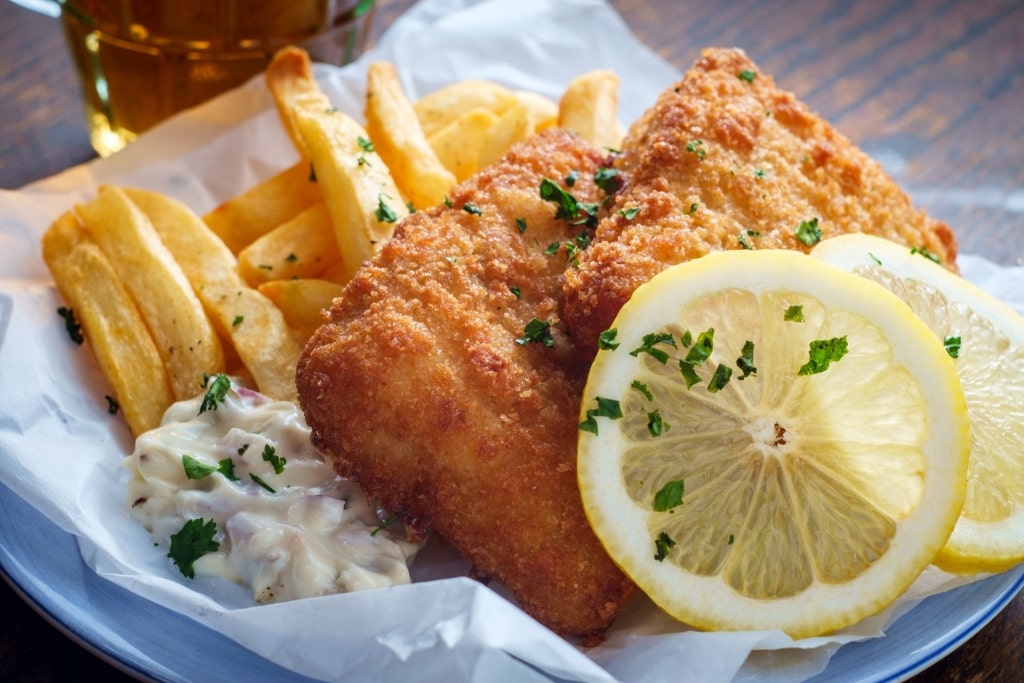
564, 47, 958, 356
296, 129, 634, 641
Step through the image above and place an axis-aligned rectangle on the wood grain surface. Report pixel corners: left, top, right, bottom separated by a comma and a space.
1, 0, 1022, 681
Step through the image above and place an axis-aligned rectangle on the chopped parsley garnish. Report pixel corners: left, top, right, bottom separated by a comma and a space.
285, 253, 298, 262
911, 245, 941, 264
357, 135, 375, 152
232, 315, 244, 327
647, 409, 669, 437
444, 195, 453, 208
679, 360, 701, 389
685, 139, 706, 160
578, 396, 623, 435
565, 170, 579, 187
462, 202, 482, 215
237, 444, 249, 455
653, 479, 684, 512
509, 285, 522, 299
784, 305, 805, 322
736, 340, 757, 379
249, 472, 276, 493
406, 201, 416, 213
539, 178, 599, 227
869, 252, 883, 266
594, 167, 624, 195
371, 513, 401, 537
728, 533, 735, 545
631, 379, 653, 401
630, 332, 677, 364
944, 335, 962, 359
168, 518, 219, 579
798, 336, 849, 376
375, 194, 398, 223
618, 206, 641, 220
684, 328, 715, 365
598, 328, 620, 351
753, 168, 768, 180
654, 532, 676, 561
707, 363, 733, 392
738, 230, 757, 249
515, 318, 554, 348
57, 306, 84, 344
516, 217, 527, 234
261, 444, 286, 474
105, 395, 120, 415
795, 217, 822, 246
544, 241, 561, 256
738, 69, 758, 83
687, 202, 699, 214
198, 373, 231, 414
218, 457, 238, 481
182, 454, 217, 480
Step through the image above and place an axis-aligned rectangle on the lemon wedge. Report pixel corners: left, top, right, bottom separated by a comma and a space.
812, 233, 1024, 573
577, 249, 970, 638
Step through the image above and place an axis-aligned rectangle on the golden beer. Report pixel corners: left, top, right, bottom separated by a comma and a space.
58, 0, 375, 156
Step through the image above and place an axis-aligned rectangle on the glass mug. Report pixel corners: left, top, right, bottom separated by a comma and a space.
56, 0, 376, 156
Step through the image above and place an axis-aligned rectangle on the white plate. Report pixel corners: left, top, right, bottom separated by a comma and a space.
3, 477, 1023, 683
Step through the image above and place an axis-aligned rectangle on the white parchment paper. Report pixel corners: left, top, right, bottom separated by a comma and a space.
1, 0, 1022, 681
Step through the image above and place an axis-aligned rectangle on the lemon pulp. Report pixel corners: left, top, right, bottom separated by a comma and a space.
578, 250, 969, 637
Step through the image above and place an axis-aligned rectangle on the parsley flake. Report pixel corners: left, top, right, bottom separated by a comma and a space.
618, 206, 641, 220
198, 373, 231, 414
707, 363, 733, 392
738, 69, 758, 83
594, 167, 624, 195
168, 518, 219, 579
357, 135, 375, 152
631, 379, 653, 401
798, 336, 849, 376
516, 217, 527, 234
462, 202, 483, 216
944, 335, 962, 359
911, 245, 941, 264
784, 305, 805, 322
796, 217, 822, 246
647, 409, 669, 437
509, 285, 522, 299
57, 306, 84, 344
578, 396, 623, 435
371, 513, 402, 537
736, 340, 757, 379
653, 479, 684, 511
182, 454, 217, 480
539, 178, 599, 227
598, 328, 620, 351
261, 444, 286, 474
375, 194, 398, 223
654, 532, 676, 561
630, 332, 677, 364
685, 139, 706, 160
565, 170, 579, 187
516, 318, 554, 348
250, 472, 276, 493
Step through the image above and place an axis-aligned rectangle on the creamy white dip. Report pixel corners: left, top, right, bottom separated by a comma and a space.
124, 377, 419, 603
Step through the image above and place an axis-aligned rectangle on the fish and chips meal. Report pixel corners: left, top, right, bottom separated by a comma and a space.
40, 41, 1024, 651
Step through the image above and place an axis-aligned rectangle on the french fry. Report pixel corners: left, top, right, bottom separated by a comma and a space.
41, 212, 174, 436
75, 186, 225, 402
477, 102, 535, 170
123, 188, 302, 404
512, 90, 559, 130
558, 69, 622, 151
238, 202, 341, 287
365, 61, 456, 209
265, 47, 335, 156
203, 161, 323, 254
428, 107, 499, 182
258, 278, 344, 342
413, 80, 518, 138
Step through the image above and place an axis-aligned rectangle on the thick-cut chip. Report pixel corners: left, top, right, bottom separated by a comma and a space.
41, 212, 174, 435
413, 79, 518, 138
123, 188, 301, 403
558, 69, 622, 151
365, 61, 456, 209
258, 278, 343, 341
427, 107, 499, 182
512, 89, 559, 130
266, 47, 409, 283
76, 186, 225, 401
238, 202, 341, 287
203, 161, 322, 254
477, 102, 534, 170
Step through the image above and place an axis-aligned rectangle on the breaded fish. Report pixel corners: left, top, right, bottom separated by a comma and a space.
564, 47, 959, 356
296, 129, 635, 640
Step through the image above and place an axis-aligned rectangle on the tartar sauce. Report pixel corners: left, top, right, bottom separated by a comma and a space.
124, 377, 420, 603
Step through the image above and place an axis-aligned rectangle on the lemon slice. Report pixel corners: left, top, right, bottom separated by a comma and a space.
812, 233, 1024, 573
577, 249, 969, 638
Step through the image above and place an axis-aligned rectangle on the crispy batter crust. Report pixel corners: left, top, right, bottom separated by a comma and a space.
564, 47, 958, 356
296, 129, 634, 640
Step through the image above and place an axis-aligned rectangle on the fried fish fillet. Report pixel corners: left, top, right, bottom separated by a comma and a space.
296, 129, 634, 640
564, 47, 959, 356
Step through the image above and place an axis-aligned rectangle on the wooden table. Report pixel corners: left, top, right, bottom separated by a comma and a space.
1, 0, 1022, 680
